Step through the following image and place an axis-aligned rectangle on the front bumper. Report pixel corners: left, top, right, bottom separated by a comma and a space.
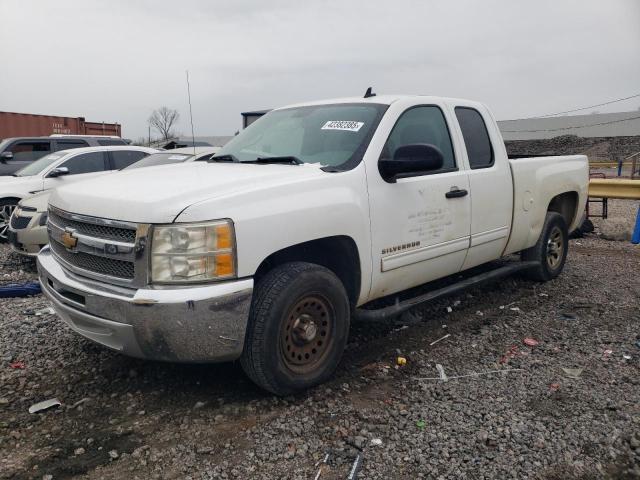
37, 246, 253, 362
9, 215, 47, 257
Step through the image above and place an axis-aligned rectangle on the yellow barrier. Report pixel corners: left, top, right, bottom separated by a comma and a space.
589, 179, 640, 200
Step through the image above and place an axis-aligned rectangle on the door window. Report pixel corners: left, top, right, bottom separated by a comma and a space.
97, 139, 126, 146
455, 107, 494, 169
8, 141, 51, 161
55, 140, 89, 151
382, 106, 456, 172
59, 152, 108, 175
110, 150, 149, 169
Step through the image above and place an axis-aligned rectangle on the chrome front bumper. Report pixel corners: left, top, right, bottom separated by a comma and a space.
37, 246, 253, 362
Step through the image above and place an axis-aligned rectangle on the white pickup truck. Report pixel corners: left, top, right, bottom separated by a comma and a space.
37, 94, 588, 395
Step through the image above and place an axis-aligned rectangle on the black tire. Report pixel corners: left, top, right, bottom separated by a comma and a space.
240, 262, 350, 396
0, 198, 19, 243
521, 212, 568, 281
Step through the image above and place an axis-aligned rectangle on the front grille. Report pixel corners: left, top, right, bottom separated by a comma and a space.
10, 215, 31, 230
50, 240, 135, 279
49, 210, 136, 243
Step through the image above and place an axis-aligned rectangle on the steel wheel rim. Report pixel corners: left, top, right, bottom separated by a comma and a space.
546, 226, 564, 269
0, 204, 17, 241
280, 294, 334, 374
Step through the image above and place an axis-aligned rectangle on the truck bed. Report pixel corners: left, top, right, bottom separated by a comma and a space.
504, 154, 589, 255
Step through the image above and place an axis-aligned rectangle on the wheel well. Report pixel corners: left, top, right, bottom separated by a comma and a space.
254, 236, 361, 306
547, 191, 578, 227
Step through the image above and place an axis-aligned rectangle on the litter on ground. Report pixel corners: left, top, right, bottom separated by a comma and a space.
29, 398, 62, 414
562, 368, 584, 379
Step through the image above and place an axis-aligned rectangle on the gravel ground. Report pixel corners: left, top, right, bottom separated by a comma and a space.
1, 200, 639, 480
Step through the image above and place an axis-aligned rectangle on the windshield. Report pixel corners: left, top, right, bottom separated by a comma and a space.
125, 152, 193, 169
214, 103, 387, 168
14, 152, 66, 177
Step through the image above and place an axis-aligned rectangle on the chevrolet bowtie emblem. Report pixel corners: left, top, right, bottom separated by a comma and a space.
61, 228, 78, 249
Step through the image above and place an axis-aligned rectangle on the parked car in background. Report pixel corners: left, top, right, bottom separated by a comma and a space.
37, 94, 588, 395
6, 146, 215, 255
0, 135, 127, 176
7, 192, 49, 255
125, 146, 221, 169
0, 145, 157, 241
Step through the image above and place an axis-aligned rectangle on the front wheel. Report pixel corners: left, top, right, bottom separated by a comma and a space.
521, 212, 569, 281
0, 199, 19, 243
240, 262, 350, 396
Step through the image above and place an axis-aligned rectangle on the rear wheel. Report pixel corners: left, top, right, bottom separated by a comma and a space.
0, 199, 19, 243
240, 262, 350, 396
521, 212, 568, 281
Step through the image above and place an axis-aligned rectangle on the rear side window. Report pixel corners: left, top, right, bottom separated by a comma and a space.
60, 152, 108, 175
56, 140, 89, 150
455, 107, 494, 169
8, 141, 51, 161
110, 150, 148, 169
383, 106, 456, 171
98, 139, 126, 146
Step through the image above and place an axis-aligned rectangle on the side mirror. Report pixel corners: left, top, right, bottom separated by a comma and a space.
0, 151, 13, 163
47, 166, 70, 178
378, 143, 444, 182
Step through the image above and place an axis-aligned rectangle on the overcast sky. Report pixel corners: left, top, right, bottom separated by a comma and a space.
1, 0, 639, 140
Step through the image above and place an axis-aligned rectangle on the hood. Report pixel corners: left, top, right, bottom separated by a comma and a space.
48, 162, 327, 223
0, 175, 41, 195
19, 190, 51, 211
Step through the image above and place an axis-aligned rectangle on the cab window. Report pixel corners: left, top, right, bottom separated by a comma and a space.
382, 106, 456, 172
455, 107, 494, 169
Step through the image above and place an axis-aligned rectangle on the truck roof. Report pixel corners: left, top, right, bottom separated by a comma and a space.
278, 94, 482, 110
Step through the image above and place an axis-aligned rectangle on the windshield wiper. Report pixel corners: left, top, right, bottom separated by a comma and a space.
247, 156, 303, 165
207, 154, 240, 163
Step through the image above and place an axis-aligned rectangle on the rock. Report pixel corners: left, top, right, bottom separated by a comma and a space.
599, 218, 632, 241
74, 447, 86, 455
108, 450, 119, 459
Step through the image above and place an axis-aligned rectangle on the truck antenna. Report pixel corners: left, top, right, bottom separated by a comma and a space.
186, 70, 196, 155
364, 87, 376, 98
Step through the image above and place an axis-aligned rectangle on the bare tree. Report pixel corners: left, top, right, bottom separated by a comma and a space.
148, 107, 180, 140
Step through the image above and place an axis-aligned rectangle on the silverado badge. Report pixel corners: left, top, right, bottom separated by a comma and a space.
61, 228, 78, 250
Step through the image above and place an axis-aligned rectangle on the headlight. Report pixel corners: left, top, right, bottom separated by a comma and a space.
150, 220, 236, 283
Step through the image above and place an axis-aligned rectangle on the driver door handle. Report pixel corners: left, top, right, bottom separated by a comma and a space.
445, 187, 468, 199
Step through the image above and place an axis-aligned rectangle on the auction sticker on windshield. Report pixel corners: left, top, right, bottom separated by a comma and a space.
321, 121, 364, 132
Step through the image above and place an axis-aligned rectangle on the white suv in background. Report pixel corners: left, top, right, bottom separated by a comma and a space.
0, 146, 157, 241
7, 147, 220, 255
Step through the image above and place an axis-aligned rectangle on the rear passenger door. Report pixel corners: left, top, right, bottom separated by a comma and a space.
453, 105, 514, 270
43, 151, 111, 190
108, 150, 150, 170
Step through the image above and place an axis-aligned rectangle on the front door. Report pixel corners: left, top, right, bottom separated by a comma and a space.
366, 105, 471, 300
43, 151, 111, 191
0, 140, 52, 176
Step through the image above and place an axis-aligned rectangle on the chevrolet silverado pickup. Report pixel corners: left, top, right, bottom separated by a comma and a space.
37, 94, 589, 395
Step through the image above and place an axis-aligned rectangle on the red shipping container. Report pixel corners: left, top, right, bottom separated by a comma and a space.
0, 111, 121, 139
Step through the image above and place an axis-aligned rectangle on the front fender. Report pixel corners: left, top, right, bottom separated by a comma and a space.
175, 165, 372, 304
